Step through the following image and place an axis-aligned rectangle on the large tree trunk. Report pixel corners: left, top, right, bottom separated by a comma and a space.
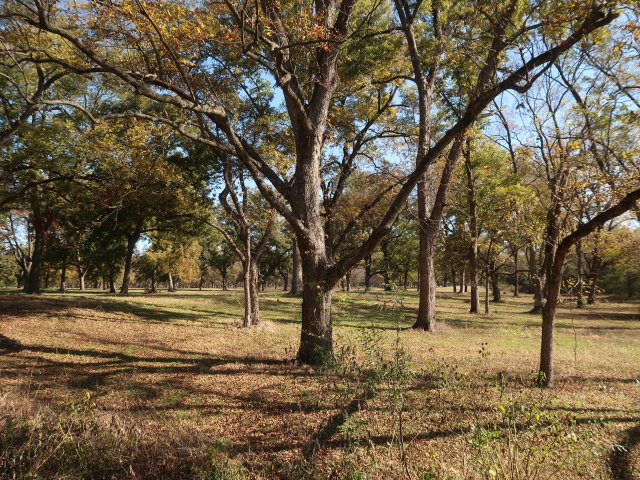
120, 219, 143, 296
414, 225, 438, 331
167, 273, 176, 292
108, 262, 117, 293
451, 267, 457, 293
221, 267, 228, 291
491, 265, 501, 302
297, 252, 333, 364
59, 260, 67, 293
539, 249, 568, 387
289, 239, 303, 295
345, 271, 351, 292
150, 269, 157, 293
587, 254, 602, 304
364, 253, 372, 291
24, 218, 46, 295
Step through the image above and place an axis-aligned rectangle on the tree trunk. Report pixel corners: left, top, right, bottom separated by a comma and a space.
484, 268, 490, 315
587, 255, 602, 304
469, 246, 480, 314
451, 267, 457, 293
575, 241, 584, 307
120, 219, 143, 296
221, 267, 228, 291
491, 266, 501, 302
242, 239, 260, 328
538, 252, 567, 387
383, 270, 392, 291
513, 248, 520, 297
345, 271, 351, 292
364, 254, 372, 291
297, 253, 333, 364
108, 262, 117, 293
24, 220, 45, 295
382, 239, 392, 291
59, 260, 67, 293
150, 269, 157, 293
527, 247, 544, 314
78, 266, 86, 291
168, 273, 176, 292
459, 268, 465, 294
289, 238, 303, 295
414, 226, 437, 331
249, 259, 260, 325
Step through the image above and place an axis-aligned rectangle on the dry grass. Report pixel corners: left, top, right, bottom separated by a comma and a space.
0, 287, 638, 479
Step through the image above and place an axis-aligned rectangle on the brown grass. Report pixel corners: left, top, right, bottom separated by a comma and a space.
0, 288, 638, 479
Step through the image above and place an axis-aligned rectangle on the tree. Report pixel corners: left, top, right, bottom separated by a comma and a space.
209, 160, 276, 327
538, 189, 640, 386
81, 121, 204, 295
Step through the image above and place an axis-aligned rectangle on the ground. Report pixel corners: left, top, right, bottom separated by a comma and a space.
0, 287, 638, 479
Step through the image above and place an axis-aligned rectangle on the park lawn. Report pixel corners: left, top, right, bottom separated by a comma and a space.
0, 288, 638, 479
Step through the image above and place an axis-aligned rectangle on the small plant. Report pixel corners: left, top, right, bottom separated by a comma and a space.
465, 394, 585, 480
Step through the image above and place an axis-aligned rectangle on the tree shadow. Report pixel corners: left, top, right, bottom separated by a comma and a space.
609, 423, 640, 480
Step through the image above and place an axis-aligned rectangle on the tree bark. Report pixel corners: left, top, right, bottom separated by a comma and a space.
491, 265, 501, 302
297, 253, 333, 364
289, 238, 303, 295
575, 241, 584, 307
513, 248, 520, 297
59, 260, 67, 293
414, 225, 438, 330
451, 267, 457, 293
527, 247, 544, 314
484, 269, 490, 315
24, 216, 46, 295
587, 254, 602, 304
364, 254, 372, 291
119, 219, 143, 295
78, 266, 86, 291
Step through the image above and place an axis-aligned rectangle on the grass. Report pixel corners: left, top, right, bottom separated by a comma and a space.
0, 287, 638, 479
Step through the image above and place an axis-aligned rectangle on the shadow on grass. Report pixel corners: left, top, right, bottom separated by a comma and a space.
0, 293, 235, 326
609, 423, 640, 480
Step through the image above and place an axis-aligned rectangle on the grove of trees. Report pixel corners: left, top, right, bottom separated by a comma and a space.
1, 0, 639, 387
